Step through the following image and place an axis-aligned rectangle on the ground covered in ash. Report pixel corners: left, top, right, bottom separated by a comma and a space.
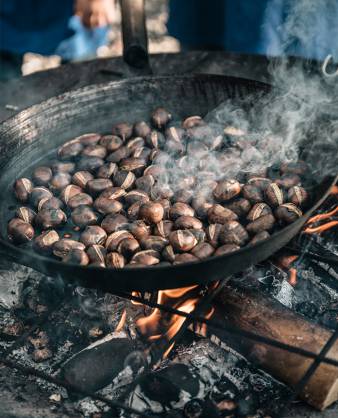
1, 240, 338, 418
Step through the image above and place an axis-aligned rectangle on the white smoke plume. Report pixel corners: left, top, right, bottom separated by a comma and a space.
156, 0, 338, 197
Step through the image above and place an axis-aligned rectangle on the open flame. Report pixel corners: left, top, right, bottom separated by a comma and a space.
136, 285, 199, 354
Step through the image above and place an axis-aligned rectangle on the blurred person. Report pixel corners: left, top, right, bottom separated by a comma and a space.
0, 0, 115, 81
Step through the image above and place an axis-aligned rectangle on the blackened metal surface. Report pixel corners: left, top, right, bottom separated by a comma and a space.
0, 74, 336, 292
0, 52, 290, 123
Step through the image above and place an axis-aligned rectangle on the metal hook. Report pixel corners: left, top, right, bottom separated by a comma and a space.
322, 55, 338, 78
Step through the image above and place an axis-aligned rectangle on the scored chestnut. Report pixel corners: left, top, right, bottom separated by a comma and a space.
124, 190, 150, 206
275, 203, 302, 224
53, 239, 86, 258
86, 244, 107, 267
247, 203, 272, 222
145, 130, 165, 149
38, 197, 64, 211
128, 201, 143, 221
14, 178, 33, 202
213, 179, 241, 202
135, 174, 155, 193
105, 230, 134, 252
30, 187, 53, 208
8, 218, 34, 244
72, 171, 94, 188
16, 207, 36, 224
265, 183, 284, 207
60, 185, 82, 204
153, 220, 174, 238
247, 176, 271, 190
106, 146, 131, 164
100, 186, 126, 200
288, 186, 308, 207
106, 252, 126, 268
275, 174, 300, 189
33, 230, 59, 253
182, 115, 204, 129
205, 223, 223, 247
58, 139, 83, 160
113, 170, 135, 190
96, 162, 117, 179
169, 230, 198, 252
131, 250, 160, 265
79, 226, 107, 247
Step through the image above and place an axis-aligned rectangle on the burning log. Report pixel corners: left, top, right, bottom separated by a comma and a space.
200, 283, 338, 411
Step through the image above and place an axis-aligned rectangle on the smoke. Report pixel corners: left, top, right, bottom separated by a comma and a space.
262, 0, 338, 60
155, 0, 338, 198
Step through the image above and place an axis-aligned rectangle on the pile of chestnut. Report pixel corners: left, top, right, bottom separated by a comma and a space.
8, 107, 309, 268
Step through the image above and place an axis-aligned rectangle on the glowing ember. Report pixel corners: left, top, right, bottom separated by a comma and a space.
303, 183, 338, 234
115, 309, 127, 332
288, 268, 298, 287
131, 291, 144, 306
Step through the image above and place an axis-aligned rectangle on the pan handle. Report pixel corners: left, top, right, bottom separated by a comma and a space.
120, 0, 149, 69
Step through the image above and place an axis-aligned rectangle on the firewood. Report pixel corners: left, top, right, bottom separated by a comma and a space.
202, 284, 338, 410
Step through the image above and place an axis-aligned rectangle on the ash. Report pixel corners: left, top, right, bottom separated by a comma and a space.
1, 234, 338, 418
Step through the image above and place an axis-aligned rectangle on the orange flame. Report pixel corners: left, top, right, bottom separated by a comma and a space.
136, 285, 199, 358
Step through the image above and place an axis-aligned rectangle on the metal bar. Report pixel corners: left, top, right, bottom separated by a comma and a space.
150, 279, 229, 366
